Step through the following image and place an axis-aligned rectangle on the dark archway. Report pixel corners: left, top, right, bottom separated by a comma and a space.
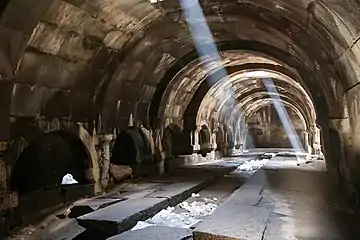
199, 125, 212, 156
162, 124, 187, 159
10, 131, 92, 194
110, 127, 152, 166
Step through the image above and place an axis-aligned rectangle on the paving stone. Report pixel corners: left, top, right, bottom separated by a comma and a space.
116, 189, 158, 199
34, 219, 86, 240
108, 226, 193, 240
147, 181, 207, 206
77, 197, 168, 235
194, 205, 271, 240
148, 181, 203, 199
69, 198, 126, 218
264, 212, 343, 240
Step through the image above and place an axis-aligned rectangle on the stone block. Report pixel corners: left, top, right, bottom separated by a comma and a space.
104, 30, 129, 49
0, 192, 18, 210
0, 0, 52, 34
43, 0, 112, 39
16, 50, 87, 89
194, 205, 271, 240
69, 198, 125, 218
29, 22, 97, 61
62, 183, 94, 203
17, 188, 62, 215
77, 197, 168, 235
10, 83, 46, 117
109, 164, 132, 183
334, 41, 360, 88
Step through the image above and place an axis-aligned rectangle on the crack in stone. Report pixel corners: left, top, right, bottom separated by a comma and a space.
335, 34, 360, 63
254, 196, 264, 207
259, 186, 265, 195
346, 81, 360, 93
261, 226, 267, 240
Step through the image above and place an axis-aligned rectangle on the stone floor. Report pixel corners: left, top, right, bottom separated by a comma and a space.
194, 157, 360, 240
8, 155, 360, 240
6, 158, 249, 240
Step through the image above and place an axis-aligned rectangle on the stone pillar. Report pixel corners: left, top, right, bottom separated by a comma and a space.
154, 129, 165, 175
302, 130, 311, 154
97, 134, 114, 188
211, 132, 217, 150
192, 127, 201, 152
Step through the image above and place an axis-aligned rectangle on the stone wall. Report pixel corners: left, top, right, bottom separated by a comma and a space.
247, 105, 307, 149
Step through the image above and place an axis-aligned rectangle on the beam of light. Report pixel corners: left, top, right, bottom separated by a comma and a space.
180, 0, 254, 148
263, 78, 305, 158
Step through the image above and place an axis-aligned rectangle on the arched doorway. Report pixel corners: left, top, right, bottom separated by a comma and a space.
9, 131, 94, 226
162, 124, 184, 159
10, 131, 92, 194
110, 127, 152, 166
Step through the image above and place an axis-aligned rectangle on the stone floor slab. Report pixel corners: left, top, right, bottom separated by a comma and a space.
194, 205, 271, 240
77, 197, 168, 235
107, 226, 192, 240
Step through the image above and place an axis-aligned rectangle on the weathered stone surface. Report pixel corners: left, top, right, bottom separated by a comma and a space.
16, 51, 87, 88
0, 0, 52, 33
10, 83, 46, 116
194, 205, 271, 240
0, 192, 18, 210
77, 197, 167, 235
28, 22, 97, 61
43, 0, 113, 39
109, 164, 132, 183
2, 1, 360, 238
108, 226, 193, 240
69, 198, 125, 218
104, 30, 130, 49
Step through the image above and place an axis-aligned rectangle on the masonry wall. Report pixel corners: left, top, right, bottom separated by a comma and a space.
247, 105, 306, 149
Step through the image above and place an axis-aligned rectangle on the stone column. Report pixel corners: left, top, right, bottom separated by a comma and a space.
192, 127, 201, 152
211, 132, 217, 151
302, 130, 311, 154
97, 134, 114, 188
154, 129, 165, 175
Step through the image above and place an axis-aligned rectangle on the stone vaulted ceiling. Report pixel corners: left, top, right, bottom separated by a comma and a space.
0, 0, 359, 138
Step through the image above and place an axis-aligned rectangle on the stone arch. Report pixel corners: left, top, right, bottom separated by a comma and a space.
5, 119, 99, 190
10, 131, 92, 194
110, 127, 152, 166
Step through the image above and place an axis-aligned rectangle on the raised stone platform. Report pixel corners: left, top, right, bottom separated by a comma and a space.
77, 163, 237, 237
78, 197, 167, 236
